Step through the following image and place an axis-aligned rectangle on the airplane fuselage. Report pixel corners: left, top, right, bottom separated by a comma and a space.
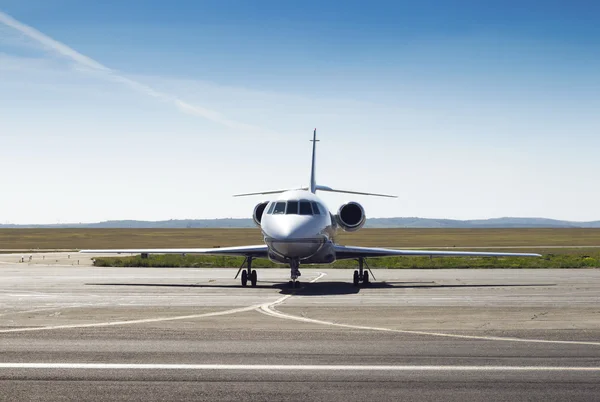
260, 190, 338, 264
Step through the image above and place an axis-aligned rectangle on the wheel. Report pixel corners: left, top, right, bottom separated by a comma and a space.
353, 270, 359, 286
363, 271, 369, 285
241, 270, 248, 287
250, 270, 257, 287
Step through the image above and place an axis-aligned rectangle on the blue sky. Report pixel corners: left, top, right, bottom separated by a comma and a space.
1, 1, 599, 223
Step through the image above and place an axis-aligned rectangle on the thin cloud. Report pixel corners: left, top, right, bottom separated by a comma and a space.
0, 10, 259, 131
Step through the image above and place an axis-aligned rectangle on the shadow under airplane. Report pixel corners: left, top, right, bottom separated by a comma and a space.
86, 281, 556, 296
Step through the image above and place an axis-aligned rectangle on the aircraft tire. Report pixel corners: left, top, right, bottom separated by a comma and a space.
251, 270, 257, 287
241, 270, 248, 287
353, 270, 359, 286
363, 271, 369, 285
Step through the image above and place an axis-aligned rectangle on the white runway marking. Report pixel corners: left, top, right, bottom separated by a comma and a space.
0, 272, 326, 334
0, 304, 261, 333
0, 304, 98, 318
306, 272, 327, 284
2, 269, 596, 350
0, 363, 599, 371
259, 275, 600, 347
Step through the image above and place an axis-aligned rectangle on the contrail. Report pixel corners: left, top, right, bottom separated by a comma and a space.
0, 10, 257, 131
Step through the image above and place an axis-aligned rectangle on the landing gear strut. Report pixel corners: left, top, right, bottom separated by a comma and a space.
289, 258, 301, 288
235, 256, 257, 287
353, 257, 375, 286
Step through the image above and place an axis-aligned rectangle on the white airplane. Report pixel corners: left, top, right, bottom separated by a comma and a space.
81, 129, 540, 287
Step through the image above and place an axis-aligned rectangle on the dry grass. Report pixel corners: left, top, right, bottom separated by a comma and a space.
0, 228, 599, 252
0, 229, 262, 250
94, 252, 600, 269
338, 228, 600, 248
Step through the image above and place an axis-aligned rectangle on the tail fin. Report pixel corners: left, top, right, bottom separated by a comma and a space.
309, 128, 318, 193
233, 129, 396, 198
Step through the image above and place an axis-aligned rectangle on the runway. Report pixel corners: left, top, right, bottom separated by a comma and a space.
1, 255, 600, 401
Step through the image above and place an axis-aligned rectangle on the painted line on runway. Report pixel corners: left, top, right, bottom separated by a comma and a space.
258, 276, 600, 347
0, 272, 327, 334
307, 272, 327, 283
0, 363, 599, 371
0, 304, 101, 318
257, 271, 326, 306
0, 304, 261, 333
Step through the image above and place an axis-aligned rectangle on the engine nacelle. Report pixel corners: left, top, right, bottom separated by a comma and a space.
335, 202, 366, 232
253, 201, 269, 226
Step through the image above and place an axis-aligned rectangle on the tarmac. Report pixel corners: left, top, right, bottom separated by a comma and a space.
1, 252, 600, 401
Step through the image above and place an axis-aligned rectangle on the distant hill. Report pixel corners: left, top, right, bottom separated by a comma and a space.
366, 217, 600, 228
2, 217, 600, 229
0, 219, 257, 229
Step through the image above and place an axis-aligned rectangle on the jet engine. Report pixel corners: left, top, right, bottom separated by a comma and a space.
335, 202, 366, 232
253, 201, 269, 226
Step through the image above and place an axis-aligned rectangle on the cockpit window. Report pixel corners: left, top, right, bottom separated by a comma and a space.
270, 201, 316, 215
299, 201, 313, 215
311, 202, 321, 215
273, 201, 286, 214
286, 201, 299, 214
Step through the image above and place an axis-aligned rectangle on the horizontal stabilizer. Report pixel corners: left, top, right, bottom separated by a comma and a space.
315, 185, 397, 198
233, 188, 303, 197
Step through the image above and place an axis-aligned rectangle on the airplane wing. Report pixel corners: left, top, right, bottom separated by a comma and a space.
334, 245, 541, 259
80, 245, 269, 258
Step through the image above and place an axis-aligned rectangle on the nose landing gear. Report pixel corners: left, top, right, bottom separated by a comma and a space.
289, 258, 301, 288
353, 257, 375, 286
235, 256, 257, 287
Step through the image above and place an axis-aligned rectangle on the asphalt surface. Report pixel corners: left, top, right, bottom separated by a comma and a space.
1, 253, 600, 401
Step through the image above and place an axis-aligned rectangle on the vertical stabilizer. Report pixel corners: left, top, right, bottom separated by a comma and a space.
233, 128, 396, 198
309, 128, 318, 193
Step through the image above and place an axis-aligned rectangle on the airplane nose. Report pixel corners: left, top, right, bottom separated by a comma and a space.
264, 218, 325, 259
269, 238, 324, 259
268, 224, 308, 240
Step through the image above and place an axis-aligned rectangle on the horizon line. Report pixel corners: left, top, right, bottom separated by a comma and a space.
1, 216, 599, 226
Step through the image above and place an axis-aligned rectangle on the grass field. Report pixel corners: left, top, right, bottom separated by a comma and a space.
92, 252, 600, 269
1, 228, 600, 251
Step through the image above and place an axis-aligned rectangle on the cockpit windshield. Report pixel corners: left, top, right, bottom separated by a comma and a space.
299, 201, 312, 215
268, 200, 320, 215
272, 201, 286, 214
286, 201, 299, 214
311, 202, 322, 215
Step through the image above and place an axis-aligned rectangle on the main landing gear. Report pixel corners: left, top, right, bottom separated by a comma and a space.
353, 257, 375, 287
235, 256, 257, 287
288, 258, 301, 288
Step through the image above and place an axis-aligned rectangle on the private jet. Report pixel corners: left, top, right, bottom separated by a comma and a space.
81, 130, 540, 287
